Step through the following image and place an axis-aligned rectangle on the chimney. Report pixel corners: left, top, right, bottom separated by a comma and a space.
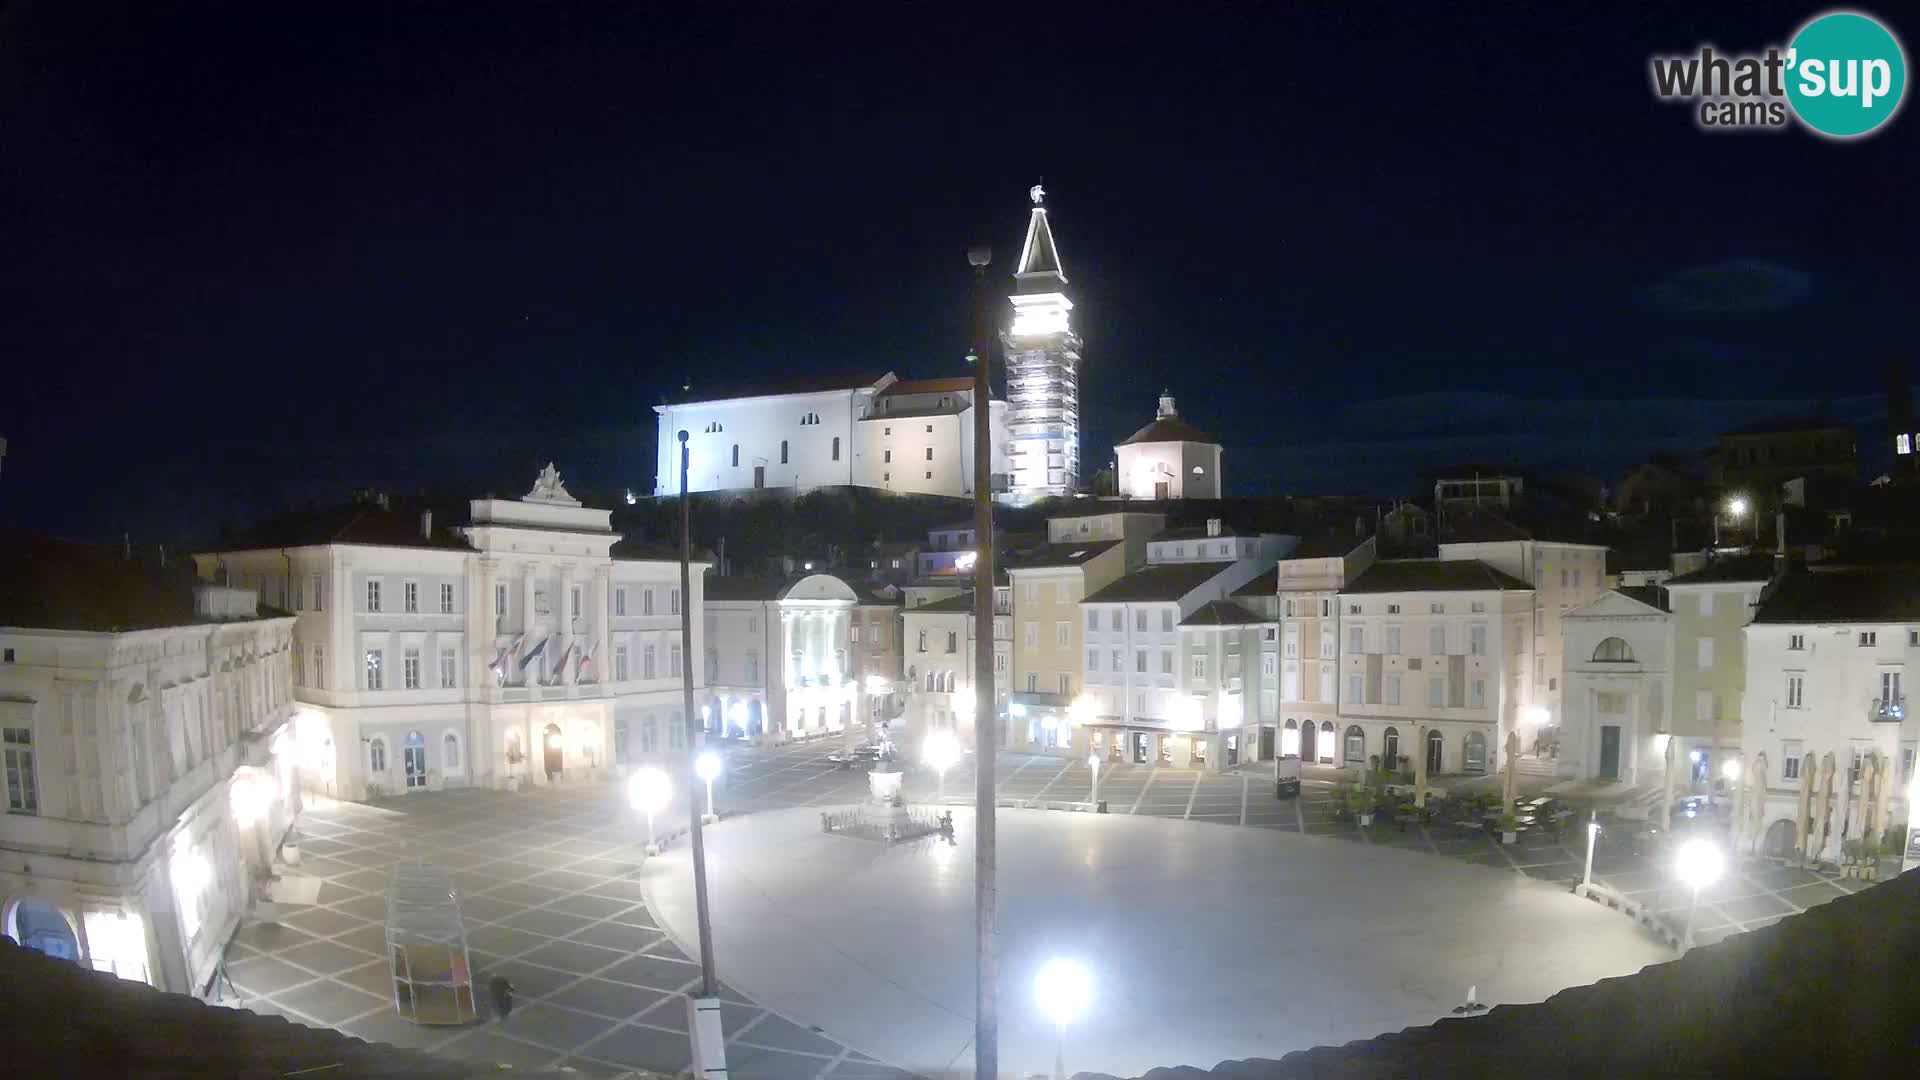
1157, 391, 1177, 420
1206, 518, 1222, 537
421, 510, 433, 539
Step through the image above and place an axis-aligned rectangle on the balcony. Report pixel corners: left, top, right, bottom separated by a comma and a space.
1870, 696, 1906, 723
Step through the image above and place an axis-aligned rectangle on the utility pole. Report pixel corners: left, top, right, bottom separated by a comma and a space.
967, 244, 999, 1080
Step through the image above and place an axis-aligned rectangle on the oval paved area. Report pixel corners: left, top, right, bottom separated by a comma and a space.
644, 806, 1672, 1079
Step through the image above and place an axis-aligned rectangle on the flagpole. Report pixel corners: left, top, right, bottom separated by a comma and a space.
678, 429, 728, 1079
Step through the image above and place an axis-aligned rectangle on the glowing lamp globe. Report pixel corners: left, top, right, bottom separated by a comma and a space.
628, 767, 672, 815
1033, 957, 1092, 1028
695, 751, 723, 784
1675, 838, 1724, 892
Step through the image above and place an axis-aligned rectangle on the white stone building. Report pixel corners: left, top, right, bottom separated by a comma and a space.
1001, 184, 1084, 501
1074, 526, 1292, 770
1561, 587, 1672, 786
1334, 560, 1536, 776
899, 587, 1011, 748
651, 372, 1007, 498
703, 573, 883, 742
1738, 566, 1917, 862
1, 528, 298, 998
200, 467, 706, 802
1263, 533, 1377, 763
1114, 392, 1223, 500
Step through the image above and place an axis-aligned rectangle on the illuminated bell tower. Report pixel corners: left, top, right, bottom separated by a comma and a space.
1001, 182, 1083, 501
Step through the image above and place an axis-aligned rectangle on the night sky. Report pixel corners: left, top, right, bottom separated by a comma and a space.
3, 2, 1914, 545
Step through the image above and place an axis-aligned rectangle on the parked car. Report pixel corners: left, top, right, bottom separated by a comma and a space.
827, 743, 891, 770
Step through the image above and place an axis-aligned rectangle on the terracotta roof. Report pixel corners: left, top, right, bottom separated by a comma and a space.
1343, 559, 1533, 594
1085, 562, 1237, 603
1118, 414, 1217, 447
1615, 585, 1669, 611
211, 498, 476, 553
907, 591, 978, 614
1664, 553, 1776, 586
1436, 507, 1535, 543
1179, 599, 1268, 627
702, 575, 785, 602
1751, 565, 1920, 624
1230, 568, 1278, 598
663, 372, 888, 405
0, 937, 475, 1079
1289, 531, 1373, 559
1090, 867, 1920, 1080
1004, 540, 1121, 570
881, 377, 974, 395
0, 527, 283, 633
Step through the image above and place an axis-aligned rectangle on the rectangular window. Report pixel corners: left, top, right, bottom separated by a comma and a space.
1470, 626, 1487, 656
917, 628, 930, 653
1161, 610, 1173, 632
1087, 610, 1099, 631
1385, 673, 1401, 705
745, 650, 759, 682
1470, 678, 1486, 708
1135, 610, 1148, 632
404, 581, 419, 613
313, 645, 325, 690
1283, 627, 1299, 658
1285, 599, 1296, 617
1346, 673, 1363, 703
1088, 649, 1100, 672
670, 643, 683, 678
440, 649, 457, 688
365, 649, 383, 690
1282, 661, 1299, 699
3, 727, 38, 815
440, 583, 455, 614
1110, 610, 1122, 631
994, 652, 1007, 674
403, 648, 421, 689
1160, 649, 1173, 675
615, 645, 630, 681
644, 588, 655, 616
1192, 655, 1208, 680
1560, 569, 1568, 588
1320, 625, 1335, 658
671, 588, 681, 615
1696, 689, 1714, 723
366, 579, 382, 612
1347, 626, 1364, 654
1782, 742, 1803, 781
1027, 673, 1038, 692
644, 645, 658, 680
1386, 604, 1401, 615
1386, 627, 1401, 655
1787, 674, 1805, 708
1429, 603, 1444, 615
1262, 653, 1277, 677
1111, 648, 1122, 672
1788, 633, 1804, 650
1263, 626, 1278, 642
1860, 631, 1878, 647
1059, 673, 1071, 695
1429, 626, 1445, 655
1882, 670, 1903, 704
1024, 623, 1037, 648
1697, 638, 1714, 668
1427, 675, 1446, 707
1056, 622, 1070, 647
1136, 649, 1148, 673
884, 449, 892, 463
616, 588, 628, 616
311, 573, 324, 612
496, 583, 508, 620
570, 586, 583, 619
948, 631, 960, 654
925, 447, 933, 461
1470, 601, 1486, 613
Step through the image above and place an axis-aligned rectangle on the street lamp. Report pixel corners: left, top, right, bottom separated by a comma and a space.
1033, 958, 1092, 1080
925, 729, 962, 802
629, 767, 672, 856
1581, 811, 1600, 889
1675, 838, 1725, 949
1086, 753, 1101, 809
696, 751, 723, 825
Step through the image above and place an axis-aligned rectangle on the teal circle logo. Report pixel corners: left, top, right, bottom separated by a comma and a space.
1786, 11, 1907, 137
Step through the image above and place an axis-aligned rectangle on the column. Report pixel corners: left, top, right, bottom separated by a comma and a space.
591, 567, 611, 687
521, 566, 538, 686
557, 566, 574, 686
477, 557, 498, 689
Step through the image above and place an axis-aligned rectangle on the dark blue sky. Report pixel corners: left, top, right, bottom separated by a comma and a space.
2, 2, 1914, 543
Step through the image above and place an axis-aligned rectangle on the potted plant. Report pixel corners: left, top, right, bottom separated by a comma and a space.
1498, 811, 1519, 845
1346, 786, 1377, 827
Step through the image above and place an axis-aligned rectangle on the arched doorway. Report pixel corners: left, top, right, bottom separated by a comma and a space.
1425, 729, 1444, 775
1319, 721, 1336, 764
4, 897, 79, 962
747, 699, 764, 736
1281, 719, 1299, 757
1383, 727, 1401, 772
1297, 720, 1315, 763
1463, 731, 1488, 774
542, 723, 563, 779
1762, 818, 1798, 859
402, 731, 428, 790
1343, 725, 1365, 765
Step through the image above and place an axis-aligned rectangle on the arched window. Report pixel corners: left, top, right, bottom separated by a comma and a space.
369, 737, 387, 773
831, 436, 841, 461
1343, 724, 1366, 764
780, 440, 789, 464
1319, 720, 1336, 764
1382, 726, 1401, 770
443, 732, 461, 770
1592, 637, 1636, 662
731, 444, 740, 467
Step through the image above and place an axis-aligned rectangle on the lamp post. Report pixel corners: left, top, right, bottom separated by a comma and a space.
1716, 494, 1749, 546
1581, 811, 1599, 889
925, 729, 962, 802
697, 751, 722, 824
967, 241, 1001, 1080
678, 425, 728, 1078
1675, 838, 1724, 950
629, 767, 671, 856
1087, 753, 1101, 808
1034, 958, 1092, 1080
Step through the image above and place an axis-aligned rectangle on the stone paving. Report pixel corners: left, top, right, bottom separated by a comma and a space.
220, 739, 1881, 1076
222, 784, 911, 1079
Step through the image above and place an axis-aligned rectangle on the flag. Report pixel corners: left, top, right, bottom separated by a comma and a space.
519, 636, 549, 671
578, 643, 596, 680
550, 642, 575, 684
492, 634, 524, 675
